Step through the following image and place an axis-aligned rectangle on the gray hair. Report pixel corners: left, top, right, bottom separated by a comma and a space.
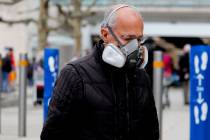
101, 4, 127, 28
101, 4, 141, 28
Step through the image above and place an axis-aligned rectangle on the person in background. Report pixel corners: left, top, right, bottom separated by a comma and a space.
8, 48, 16, 92
163, 53, 174, 107
33, 58, 44, 105
179, 44, 190, 105
2, 50, 12, 93
27, 58, 35, 86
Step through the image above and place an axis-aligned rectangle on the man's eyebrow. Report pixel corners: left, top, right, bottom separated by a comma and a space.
120, 34, 143, 39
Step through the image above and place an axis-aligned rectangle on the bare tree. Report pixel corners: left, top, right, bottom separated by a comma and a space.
0, 17, 37, 25
56, 0, 96, 55
38, 0, 97, 52
0, 0, 96, 53
0, 0, 49, 50
38, 0, 49, 50
0, 0, 37, 24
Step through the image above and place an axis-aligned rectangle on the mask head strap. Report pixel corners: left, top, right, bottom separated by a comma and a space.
103, 4, 129, 47
105, 5, 129, 27
107, 25, 123, 47
103, 5, 130, 47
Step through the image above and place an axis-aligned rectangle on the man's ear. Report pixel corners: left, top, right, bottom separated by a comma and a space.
101, 27, 109, 43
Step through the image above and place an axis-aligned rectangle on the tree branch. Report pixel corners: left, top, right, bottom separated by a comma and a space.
153, 37, 177, 52
0, 17, 37, 25
56, 4, 68, 17
82, 11, 95, 18
0, 0, 23, 5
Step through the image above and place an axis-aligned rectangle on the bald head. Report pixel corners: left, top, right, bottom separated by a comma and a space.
101, 4, 143, 28
101, 4, 144, 46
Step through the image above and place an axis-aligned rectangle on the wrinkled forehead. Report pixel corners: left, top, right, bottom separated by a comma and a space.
114, 7, 143, 28
115, 13, 144, 36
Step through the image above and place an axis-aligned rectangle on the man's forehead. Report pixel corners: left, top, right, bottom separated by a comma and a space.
117, 16, 143, 35
115, 8, 144, 28
116, 23, 143, 37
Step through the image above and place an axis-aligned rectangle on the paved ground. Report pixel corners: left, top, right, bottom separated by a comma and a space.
0, 87, 190, 140
0, 87, 42, 140
162, 87, 189, 140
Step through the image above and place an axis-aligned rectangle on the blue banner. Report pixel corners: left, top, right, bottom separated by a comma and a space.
44, 48, 59, 122
190, 45, 210, 140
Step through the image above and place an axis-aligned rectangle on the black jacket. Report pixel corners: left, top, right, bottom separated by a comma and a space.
2, 56, 12, 72
179, 53, 189, 82
41, 40, 159, 140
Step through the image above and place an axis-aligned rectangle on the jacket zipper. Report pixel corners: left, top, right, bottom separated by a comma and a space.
125, 73, 130, 137
111, 72, 119, 140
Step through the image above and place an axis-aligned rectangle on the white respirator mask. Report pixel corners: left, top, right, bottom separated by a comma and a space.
102, 25, 148, 69
101, 5, 148, 69
102, 38, 148, 69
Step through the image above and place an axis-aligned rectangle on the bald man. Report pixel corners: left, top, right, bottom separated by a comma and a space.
41, 4, 159, 140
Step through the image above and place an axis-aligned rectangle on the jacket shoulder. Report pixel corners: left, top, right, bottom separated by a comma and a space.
54, 64, 84, 101
68, 52, 95, 67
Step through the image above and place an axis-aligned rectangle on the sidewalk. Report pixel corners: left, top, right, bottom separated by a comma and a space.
0, 85, 35, 108
0, 87, 190, 140
0, 86, 43, 140
162, 87, 189, 140
0, 106, 42, 140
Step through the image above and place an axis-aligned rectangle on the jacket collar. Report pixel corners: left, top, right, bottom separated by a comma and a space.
94, 39, 135, 74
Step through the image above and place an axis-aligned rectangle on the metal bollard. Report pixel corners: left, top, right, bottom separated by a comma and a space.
153, 51, 164, 140
18, 53, 28, 137
0, 54, 2, 134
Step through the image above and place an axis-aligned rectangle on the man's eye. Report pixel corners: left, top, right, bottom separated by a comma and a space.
125, 39, 131, 41
123, 38, 133, 42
